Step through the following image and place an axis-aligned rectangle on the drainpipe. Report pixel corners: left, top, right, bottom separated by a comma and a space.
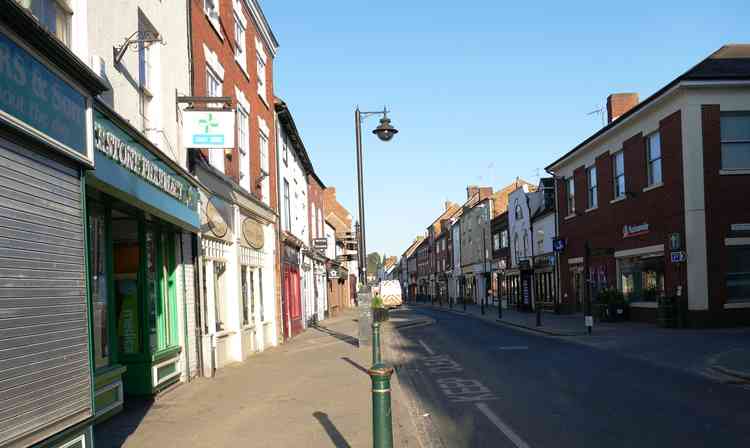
180, 232, 191, 383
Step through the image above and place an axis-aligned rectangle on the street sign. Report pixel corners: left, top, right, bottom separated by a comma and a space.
670, 251, 686, 263
328, 269, 340, 279
669, 233, 682, 251
553, 237, 566, 252
585, 315, 593, 328
313, 238, 328, 250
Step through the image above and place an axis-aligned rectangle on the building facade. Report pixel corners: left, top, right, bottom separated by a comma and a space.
547, 46, 750, 326
491, 211, 510, 306
189, 0, 280, 372
307, 171, 328, 323
530, 178, 558, 311
0, 3, 107, 446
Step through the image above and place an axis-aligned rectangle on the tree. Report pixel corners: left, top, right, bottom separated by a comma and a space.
367, 252, 382, 275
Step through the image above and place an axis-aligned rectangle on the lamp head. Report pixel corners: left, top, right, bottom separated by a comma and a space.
372, 114, 398, 142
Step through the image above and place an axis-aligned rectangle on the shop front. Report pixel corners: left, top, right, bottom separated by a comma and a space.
0, 8, 107, 446
86, 103, 200, 419
282, 240, 303, 338
533, 253, 557, 310
491, 258, 508, 307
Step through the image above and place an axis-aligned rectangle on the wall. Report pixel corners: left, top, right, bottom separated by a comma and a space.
277, 123, 309, 241
87, 0, 190, 167
508, 186, 532, 267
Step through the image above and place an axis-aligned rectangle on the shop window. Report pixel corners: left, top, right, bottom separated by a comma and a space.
88, 206, 109, 369
720, 112, 750, 170
646, 132, 662, 185
241, 265, 250, 326
493, 233, 500, 251
619, 255, 664, 302
501, 229, 508, 248
213, 261, 227, 331
727, 245, 750, 302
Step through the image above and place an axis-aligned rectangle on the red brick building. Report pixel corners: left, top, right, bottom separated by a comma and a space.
547, 45, 750, 327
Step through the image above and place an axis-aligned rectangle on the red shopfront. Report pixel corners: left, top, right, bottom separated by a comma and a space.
282, 242, 303, 338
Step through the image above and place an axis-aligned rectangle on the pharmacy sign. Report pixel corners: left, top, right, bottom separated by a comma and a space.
183, 110, 235, 149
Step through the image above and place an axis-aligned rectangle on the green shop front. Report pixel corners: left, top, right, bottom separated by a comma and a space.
86, 102, 200, 420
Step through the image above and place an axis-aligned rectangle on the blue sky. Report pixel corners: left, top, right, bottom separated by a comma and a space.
261, 1, 748, 258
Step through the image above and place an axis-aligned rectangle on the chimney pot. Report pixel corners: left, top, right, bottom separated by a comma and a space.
606, 93, 639, 123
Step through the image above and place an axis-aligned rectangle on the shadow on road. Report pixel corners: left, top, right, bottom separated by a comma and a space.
313, 411, 352, 448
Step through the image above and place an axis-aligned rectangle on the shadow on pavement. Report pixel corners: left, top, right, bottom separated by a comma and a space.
311, 324, 359, 347
93, 397, 153, 448
313, 411, 352, 448
341, 356, 369, 374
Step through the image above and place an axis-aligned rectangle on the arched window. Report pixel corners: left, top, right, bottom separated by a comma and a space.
514, 199, 523, 220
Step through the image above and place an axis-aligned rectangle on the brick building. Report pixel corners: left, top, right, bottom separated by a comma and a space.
546, 45, 750, 326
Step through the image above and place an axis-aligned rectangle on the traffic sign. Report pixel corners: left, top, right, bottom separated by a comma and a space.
553, 237, 566, 252
670, 251, 686, 263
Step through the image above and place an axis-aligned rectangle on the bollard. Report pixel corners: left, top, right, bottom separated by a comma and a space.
498, 296, 503, 319
372, 321, 382, 365
368, 363, 394, 448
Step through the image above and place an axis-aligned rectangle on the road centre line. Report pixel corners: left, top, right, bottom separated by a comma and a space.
418, 339, 436, 355
475, 402, 532, 448
493, 346, 529, 351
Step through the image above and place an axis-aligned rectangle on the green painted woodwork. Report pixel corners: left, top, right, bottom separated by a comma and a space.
152, 346, 182, 364
94, 365, 127, 389
156, 361, 177, 382
81, 173, 96, 413
94, 387, 119, 412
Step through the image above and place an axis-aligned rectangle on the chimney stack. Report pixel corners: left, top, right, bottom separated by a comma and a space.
606, 93, 639, 123
467, 185, 479, 199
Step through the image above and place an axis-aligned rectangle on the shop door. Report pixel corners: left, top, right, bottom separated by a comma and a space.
284, 267, 303, 337
572, 270, 584, 312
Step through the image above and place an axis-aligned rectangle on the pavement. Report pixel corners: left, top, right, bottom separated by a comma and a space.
386, 306, 750, 448
412, 300, 750, 382
94, 309, 425, 448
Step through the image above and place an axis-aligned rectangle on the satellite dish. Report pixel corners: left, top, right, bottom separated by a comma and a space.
205, 196, 228, 238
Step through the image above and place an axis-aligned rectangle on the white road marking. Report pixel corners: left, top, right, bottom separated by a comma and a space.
494, 346, 529, 351
418, 339, 436, 355
475, 402, 531, 448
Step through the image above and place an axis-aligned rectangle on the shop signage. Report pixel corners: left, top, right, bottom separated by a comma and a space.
730, 223, 750, 232
243, 218, 264, 250
670, 251, 686, 263
669, 233, 682, 250
94, 114, 198, 209
534, 255, 555, 268
313, 237, 328, 250
553, 237, 566, 252
183, 110, 235, 148
328, 269, 340, 279
205, 196, 228, 238
0, 30, 87, 155
282, 244, 299, 265
623, 223, 649, 239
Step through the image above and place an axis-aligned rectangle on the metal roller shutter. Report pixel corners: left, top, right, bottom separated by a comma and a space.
0, 136, 92, 447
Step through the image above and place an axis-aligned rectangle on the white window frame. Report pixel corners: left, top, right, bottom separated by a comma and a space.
204, 0, 222, 36
587, 166, 597, 209
256, 38, 268, 104
613, 151, 626, 199
720, 112, 750, 171
566, 177, 575, 214
283, 179, 291, 232
30, 0, 72, 47
501, 229, 508, 248
237, 105, 250, 191
646, 132, 662, 186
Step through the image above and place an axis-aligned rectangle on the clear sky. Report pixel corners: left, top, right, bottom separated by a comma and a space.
261, 1, 748, 258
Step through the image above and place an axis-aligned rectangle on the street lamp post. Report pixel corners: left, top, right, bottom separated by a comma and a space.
355, 106, 398, 448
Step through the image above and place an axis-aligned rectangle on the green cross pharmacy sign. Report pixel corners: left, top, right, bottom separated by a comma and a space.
183, 110, 235, 149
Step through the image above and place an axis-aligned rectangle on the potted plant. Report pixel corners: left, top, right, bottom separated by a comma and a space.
372, 295, 389, 322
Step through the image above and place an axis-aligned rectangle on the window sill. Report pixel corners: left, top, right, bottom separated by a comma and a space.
724, 301, 750, 309
629, 301, 657, 309
610, 196, 626, 204
719, 169, 750, 175
643, 183, 664, 193
564, 214, 576, 221
215, 329, 236, 339
205, 13, 224, 40
584, 206, 598, 213
236, 58, 250, 80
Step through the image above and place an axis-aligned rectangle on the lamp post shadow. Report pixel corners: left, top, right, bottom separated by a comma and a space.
313, 411, 352, 448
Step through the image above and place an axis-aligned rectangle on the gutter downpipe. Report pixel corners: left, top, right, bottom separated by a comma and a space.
546, 168, 561, 314
180, 233, 191, 383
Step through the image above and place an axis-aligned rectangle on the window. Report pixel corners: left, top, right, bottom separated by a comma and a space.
206, 67, 222, 97
282, 134, 289, 165
522, 231, 528, 257
234, 13, 246, 69
587, 166, 597, 209
204, 0, 220, 31
256, 42, 267, 102
241, 266, 250, 326
514, 235, 520, 260
493, 233, 500, 251
258, 268, 265, 321
260, 132, 269, 174
88, 207, 108, 369
213, 261, 227, 331
720, 112, 750, 170
29, 0, 71, 46
238, 107, 250, 190
727, 246, 750, 302
283, 179, 291, 232
619, 256, 664, 302
646, 132, 662, 185
566, 177, 575, 214
139, 39, 154, 94
501, 229, 508, 248
515, 200, 523, 219
613, 151, 625, 199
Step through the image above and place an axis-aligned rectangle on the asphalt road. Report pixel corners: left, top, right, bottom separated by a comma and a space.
387, 307, 750, 448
